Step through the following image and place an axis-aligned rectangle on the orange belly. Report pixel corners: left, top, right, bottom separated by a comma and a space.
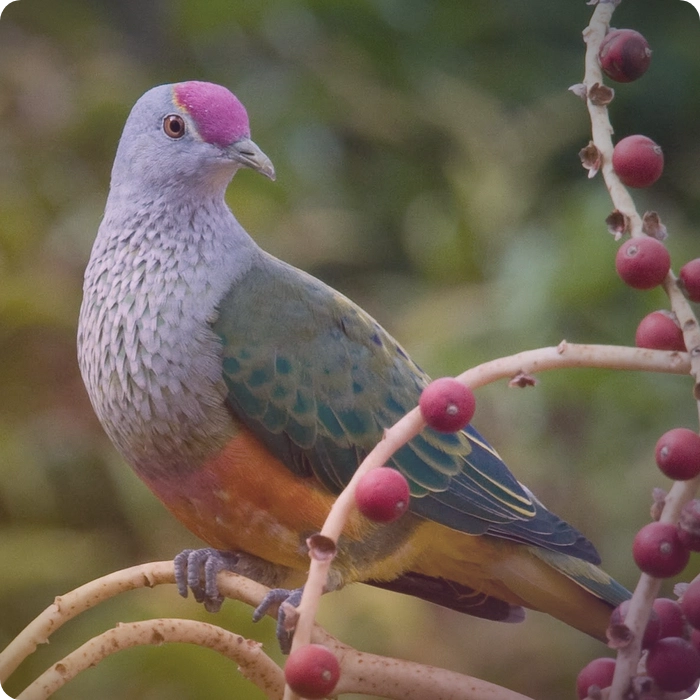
138, 430, 615, 640
141, 426, 364, 573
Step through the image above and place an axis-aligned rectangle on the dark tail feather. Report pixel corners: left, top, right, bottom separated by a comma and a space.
367, 571, 526, 623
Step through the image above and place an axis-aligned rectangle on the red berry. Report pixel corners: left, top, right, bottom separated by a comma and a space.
598, 29, 652, 83
632, 522, 690, 578
655, 428, 700, 481
284, 644, 340, 699
612, 135, 664, 188
615, 237, 670, 290
635, 311, 685, 351
355, 467, 410, 523
646, 637, 700, 692
691, 627, 700, 653
609, 599, 660, 649
419, 378, 476, 433
681, 579, 700, 630
576, 657, 616, 699
680, 258, 700, 303
653, 598, 688, 639
678, 500, 700, 552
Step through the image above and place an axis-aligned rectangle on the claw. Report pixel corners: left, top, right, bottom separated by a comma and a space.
173, 548, 240, 613
253, 586, 304, 654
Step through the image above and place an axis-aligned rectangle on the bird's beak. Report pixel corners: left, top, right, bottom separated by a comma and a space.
228, 137, 276, 181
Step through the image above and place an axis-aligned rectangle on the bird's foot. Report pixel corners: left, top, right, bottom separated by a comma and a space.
174, 548, 304, 652
174, 547, 241, 613
253, 586, 304, 654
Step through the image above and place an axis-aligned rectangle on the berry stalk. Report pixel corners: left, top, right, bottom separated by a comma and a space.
579, 2, 700, 699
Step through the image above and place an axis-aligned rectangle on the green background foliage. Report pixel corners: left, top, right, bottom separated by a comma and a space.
0, 1, 698, 698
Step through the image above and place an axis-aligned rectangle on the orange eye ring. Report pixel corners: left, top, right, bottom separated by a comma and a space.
163, 114, 186, 139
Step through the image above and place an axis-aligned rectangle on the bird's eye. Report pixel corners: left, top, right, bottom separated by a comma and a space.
163, 115, 186, 139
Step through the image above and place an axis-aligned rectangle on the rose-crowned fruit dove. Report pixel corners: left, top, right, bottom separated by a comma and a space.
78, 81, 628, 649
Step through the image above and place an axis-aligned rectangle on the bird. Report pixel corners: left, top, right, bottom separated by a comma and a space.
78, 80, 629, 649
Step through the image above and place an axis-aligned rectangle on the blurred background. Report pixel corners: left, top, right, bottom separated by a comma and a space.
0, 0, 699, 698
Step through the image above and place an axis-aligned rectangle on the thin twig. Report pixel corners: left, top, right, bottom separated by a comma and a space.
582, 0, 642, 237
664, 276, 700, 400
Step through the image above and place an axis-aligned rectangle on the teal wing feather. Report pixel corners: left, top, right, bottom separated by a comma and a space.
213, 255, 600, 564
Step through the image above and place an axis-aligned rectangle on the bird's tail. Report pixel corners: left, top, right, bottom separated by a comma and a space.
492, 544, 630, 640
390, 524, 629, 641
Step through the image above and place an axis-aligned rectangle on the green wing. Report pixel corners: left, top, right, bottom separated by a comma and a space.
213, 255, 600, 564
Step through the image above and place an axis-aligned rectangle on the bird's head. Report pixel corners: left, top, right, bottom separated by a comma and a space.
110, 81, 275, 195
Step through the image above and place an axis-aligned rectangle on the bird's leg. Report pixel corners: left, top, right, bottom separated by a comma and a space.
253, 586, 304, 654
174, 548, 241, 612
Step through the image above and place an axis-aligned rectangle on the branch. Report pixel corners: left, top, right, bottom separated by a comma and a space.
317, 631, 534, 700
18, 618, 535, 700
0, 561, 272, 685
16, 619, 285, 700
1, 561, 537, 700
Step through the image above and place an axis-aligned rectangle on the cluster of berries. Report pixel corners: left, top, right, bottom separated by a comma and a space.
605, 19, 699, 621
576, 27, 700, 698
602, 30, 700, 330
578, 581, 700, 696
636, 430, 700, 572
600, 470, 700, 696
631, 255, 700, 349
283, 378, 475, 697
590, 27, 700, 351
